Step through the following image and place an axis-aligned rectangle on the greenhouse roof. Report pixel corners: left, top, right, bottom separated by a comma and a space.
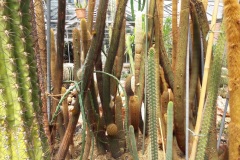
43, 0, 224, 43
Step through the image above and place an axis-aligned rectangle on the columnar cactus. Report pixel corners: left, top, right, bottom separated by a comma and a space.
147, 47, 158, 160
195, 25, 225, 159
223, 0, 240, 159
0, 0, 49, 159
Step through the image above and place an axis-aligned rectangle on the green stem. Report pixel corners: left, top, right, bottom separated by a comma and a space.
166, 101, 173, 160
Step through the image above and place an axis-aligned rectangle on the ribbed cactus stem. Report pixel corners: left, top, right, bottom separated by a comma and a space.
134, 11, 144, 87
129, 125, 139, 160
110, 19, 125, 97
126, 34, 135, 74
166, 101, 173, 160
147, 47, 158, 160
72, 28, 81, 80
0, 1, 48, 159
80, 18, 91, 65
195, 26, 225, 159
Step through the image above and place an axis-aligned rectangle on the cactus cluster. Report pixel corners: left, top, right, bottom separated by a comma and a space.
0, 1, 49, 159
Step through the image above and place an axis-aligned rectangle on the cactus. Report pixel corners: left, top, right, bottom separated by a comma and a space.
50, 29, 56, 80
87, 0, 96, 34
195, 24, 225, 159
190, 0, 209, 56
166, 101, 173, 160
134, 11, 144, 87
110, 19, 125, 98
34, 0, 47, 89
72, 28, 81, 80
125, 74, 135, 96
129, 125, 139, 160
115, 96, 125, 150
173, 0, 190, 152
126, 34, 135, 74
171, 0, 178, 72
80, 18, 92, 65
223, 0, 240, 159
129, 96, 140, 131
0, 0, 49, 159
100, 0, 128, 157
189, 3, 201, 117
147, 47, 158, 160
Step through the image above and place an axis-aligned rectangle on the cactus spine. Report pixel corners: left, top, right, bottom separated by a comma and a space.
0, 0, 49, 159
147, 47, 158, 160
195, 26, 225, 159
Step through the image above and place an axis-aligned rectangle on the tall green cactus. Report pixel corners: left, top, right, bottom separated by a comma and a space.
147, 47, 158, 160
166, 101, 173, 160
195, 26, 225, 159
0, 1, 49, 159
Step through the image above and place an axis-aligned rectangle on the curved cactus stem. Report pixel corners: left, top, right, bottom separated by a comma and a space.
195, 25, 225, 160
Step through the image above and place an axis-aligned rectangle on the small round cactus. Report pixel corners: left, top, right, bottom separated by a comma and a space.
106, 123, 118, 136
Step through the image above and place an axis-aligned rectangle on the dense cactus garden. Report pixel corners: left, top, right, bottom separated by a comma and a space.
0, 0, 240, 159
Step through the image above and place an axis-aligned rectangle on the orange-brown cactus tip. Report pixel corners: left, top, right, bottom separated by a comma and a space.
106, 123, 118, 136
125, 74, 134, 96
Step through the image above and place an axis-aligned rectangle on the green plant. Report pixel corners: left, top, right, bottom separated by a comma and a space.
129, 125, 139, 160
163, 17, 173, 60
166, 101, 174, 160
147, 47, 158, 160
74, 0, 87, 8
195, 23, 225, 160
0, 0, 49, 159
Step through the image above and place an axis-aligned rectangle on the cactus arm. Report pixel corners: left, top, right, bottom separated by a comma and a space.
223, 0, 240, 158
190, 1, 220, 158
110, 19, 125, 97
147, 48, 158, 160
190, 0, 209, 58
129, 125, 139, 160
195, 26, 225, 160
73, 28, 81, 80
34, 0, 47, 89
80, 18, 91, 65
155, 5, 174, 91
166, 101, 173, 160
102, 0, 128, 126
126, 34, 135, 74
87, 0, 96, 34
189, 3, 201, 124
0, 33, 12, 160
173, 0, 190, 152
80, 0, 108, 95
11, 1, 46, 158
0, 2, 31, 159
134, 11, 144, 88
115, 96, 125, 150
